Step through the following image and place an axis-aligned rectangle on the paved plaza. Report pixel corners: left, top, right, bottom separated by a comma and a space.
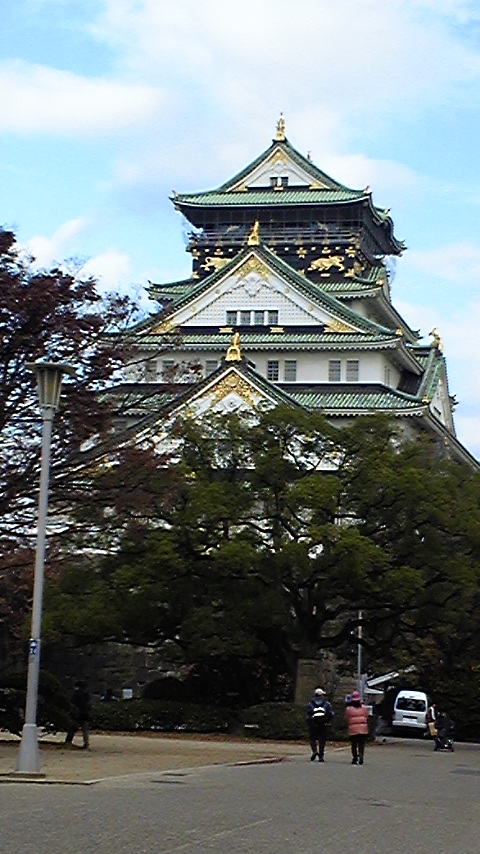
1, 734, 479, 853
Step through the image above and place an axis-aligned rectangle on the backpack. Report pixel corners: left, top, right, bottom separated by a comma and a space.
312, 706, 326, 720
311, 703, 328, 726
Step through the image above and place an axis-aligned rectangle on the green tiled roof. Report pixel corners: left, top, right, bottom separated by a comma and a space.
287, 385, 425, 413
134, 330, 399, 349
100, 386, 178, 412
319, 280, 381, 295
147, 279, 193, 300
415, 348, 448, 401
175, 188, 366, 207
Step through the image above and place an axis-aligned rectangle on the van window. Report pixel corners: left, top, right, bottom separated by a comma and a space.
396, 697, 426, 712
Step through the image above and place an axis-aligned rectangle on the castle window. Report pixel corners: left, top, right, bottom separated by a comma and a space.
346, 359, 359, 382
254, 310, 264, 325
281, 176, 289, 188
240, 310, 251, 325
226, 310, 237, 325
270, 177, 278, 187
267, 310, 279, 324
161, 359, 175, 380
144, 359, 157, 382
284, 360, 297, 381
267, 360, 279, 381
328, 360, 341, 382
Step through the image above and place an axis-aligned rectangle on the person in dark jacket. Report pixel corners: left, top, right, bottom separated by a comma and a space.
345, 690, 369, 765
306, 687, 334, 762
65, 680, 91, 749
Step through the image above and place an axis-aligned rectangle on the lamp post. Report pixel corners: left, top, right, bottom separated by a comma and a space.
16, 361, 75, 775
357, 609, 363, 701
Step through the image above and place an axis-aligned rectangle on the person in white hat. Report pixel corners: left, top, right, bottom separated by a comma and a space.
305, 687, 334, 761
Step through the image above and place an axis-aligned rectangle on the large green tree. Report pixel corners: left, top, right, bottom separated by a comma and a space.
43, 406, 480, 683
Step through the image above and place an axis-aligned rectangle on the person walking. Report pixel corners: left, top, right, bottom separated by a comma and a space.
306, 687, 334, 762
65, 680, 91, 749
345, 690, 369, 765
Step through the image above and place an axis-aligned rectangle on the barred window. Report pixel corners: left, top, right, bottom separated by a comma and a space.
254, 310, 265, 325
240, 310, 251, 325
328, 359, 341, 382
267, 360, 279, 381
346, 359, 359, 382
144, 359, 157, 382
268, 310, 279, 324
161, 359, 175, 380
284, 360, 297, 381
226, 310, 237, 325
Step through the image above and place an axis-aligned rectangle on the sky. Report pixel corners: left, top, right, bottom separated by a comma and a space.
2, 0, 480, 459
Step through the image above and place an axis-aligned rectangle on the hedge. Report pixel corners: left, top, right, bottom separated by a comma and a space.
91, 700, 351, 740
91, 699, 236, 733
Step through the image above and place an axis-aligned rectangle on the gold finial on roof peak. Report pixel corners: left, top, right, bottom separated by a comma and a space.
225, 331, 241, 362
275, 113, 285, 141
429, 327, 443, 352
247, 220, 260, 245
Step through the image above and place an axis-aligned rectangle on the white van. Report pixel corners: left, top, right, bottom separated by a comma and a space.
392, 690, 428, 733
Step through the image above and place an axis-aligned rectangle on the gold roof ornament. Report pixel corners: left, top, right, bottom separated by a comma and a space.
275, 113, 285, 141
225, 331, 242, 361
247, 220, 260, 245
429, 327, 443, 352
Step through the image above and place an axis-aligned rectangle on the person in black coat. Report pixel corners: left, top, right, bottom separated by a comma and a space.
65, 680, 91, 749
306, 687, 335, 762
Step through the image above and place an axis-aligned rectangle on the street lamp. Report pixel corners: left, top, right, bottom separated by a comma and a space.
357, 609, 363, 701
15, 361, 75, 775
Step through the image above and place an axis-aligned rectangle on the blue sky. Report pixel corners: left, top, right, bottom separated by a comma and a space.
2, 0, 480, 458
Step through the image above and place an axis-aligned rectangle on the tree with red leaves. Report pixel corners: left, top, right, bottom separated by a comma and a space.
0, 227, 140, 663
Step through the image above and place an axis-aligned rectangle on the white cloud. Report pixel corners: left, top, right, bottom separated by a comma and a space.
406, 242, 480, 284
26, 218, 87, 267
26, 220, 131, 290
319, 154, 423, 198
79, 0, 480, 198
90, 0, 480, 120
0, 60, 162, 135
80, 249, 131, 291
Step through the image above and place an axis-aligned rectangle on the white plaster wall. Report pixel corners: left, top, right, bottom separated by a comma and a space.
178, 277, 333, 327
125, 347, 404, 387
237, 151, 314, 188
430, 379, 452, 429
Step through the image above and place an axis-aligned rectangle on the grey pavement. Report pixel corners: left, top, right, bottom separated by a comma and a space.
0, 735, 479, 853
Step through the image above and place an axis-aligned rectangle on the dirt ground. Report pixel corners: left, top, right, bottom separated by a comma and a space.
0, 731, 314, 783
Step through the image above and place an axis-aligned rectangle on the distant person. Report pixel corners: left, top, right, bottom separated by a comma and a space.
345, 690, 369, 765
65, 680, 91, 749
100, 688, 117, 702
433, 710, 454, 751
306, 687, 335, 762
426, 702, 437, 738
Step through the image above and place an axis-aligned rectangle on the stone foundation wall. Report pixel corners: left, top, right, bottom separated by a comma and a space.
43, 642, 174, 699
